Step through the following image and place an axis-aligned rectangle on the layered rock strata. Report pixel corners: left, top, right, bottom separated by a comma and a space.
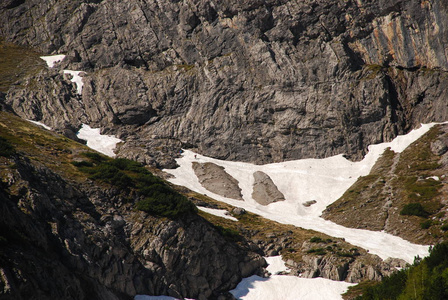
1, 1, 448, 167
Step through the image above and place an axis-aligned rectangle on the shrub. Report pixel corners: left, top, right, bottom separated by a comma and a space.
307, 248, 326, 255
73, 153, 197, 218
310, 236, 323, 243
441, 224, 448, 231
0, 137, 15, 157
213, 225, 241, 241
136, 194, 197, 219
400, 203, 429, 217
420, 220, 432, 229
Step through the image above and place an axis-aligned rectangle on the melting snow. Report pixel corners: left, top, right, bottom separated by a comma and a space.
63, 70, 84, 94
265, 256, 290, 275
40, 54, 66, 68
76, 124, 122, 157
230, 275, 354, 300
198, 206, 238, 221
27, 120, 52, 130
165, 123, 445, 263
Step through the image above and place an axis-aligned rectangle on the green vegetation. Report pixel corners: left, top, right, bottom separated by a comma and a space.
0, 137, 15, 157
73, 153, 197, 218
351, 242, 448, 300
213, 225, 241, 242
307, 248, 327, 255
0, 40, 44, 92
176, 64, 195, 71
400, 203, 429, 218
420, 220, 432, 229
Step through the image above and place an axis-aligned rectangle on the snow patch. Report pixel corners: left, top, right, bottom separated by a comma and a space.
40, 54, 66, 68
165, 123, 445, 262
76, 124, 122, 157
63, 70, 84, 94
265, 256, 290, 275
197, 207, 238, 221
27, 120, 52, 130
230, 275, 354, 300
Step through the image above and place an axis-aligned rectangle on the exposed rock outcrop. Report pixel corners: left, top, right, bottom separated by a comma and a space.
251, 171, 285, 205
192, 162, 243, 200
0, 113, 264, 300
2, 1, 448, 168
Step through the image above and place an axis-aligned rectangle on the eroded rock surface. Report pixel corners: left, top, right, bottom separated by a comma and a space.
2, 1, 448, 167
252, 171, 285, 205
192, 162, 243, 200
0, 125, 263, 300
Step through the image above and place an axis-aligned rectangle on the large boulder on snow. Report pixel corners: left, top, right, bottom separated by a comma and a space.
252, 171, 285, 206
192, 162, 243, 200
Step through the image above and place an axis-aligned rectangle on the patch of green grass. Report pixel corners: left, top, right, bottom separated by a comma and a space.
307, 248, 327, 255
400, 203, 429, 218
0, 136, 15, 157
310, 236, 323, 243
73, 153, 197, 219
420, 220, 432, 229
213, 225, 241, 242
402, 176, 441, 203
0, 40, 44, 92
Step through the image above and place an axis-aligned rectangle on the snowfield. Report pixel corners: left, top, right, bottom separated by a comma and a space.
165, 123, 444, 263
231, 255, 354, 300
76, 124, 122, 157
230, 275, 354, 300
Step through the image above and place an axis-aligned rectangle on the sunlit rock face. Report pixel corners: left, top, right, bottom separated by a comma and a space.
2, 0, 448, 169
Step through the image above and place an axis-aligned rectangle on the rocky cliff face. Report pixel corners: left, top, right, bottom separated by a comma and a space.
2, 0, 448, 167
0, 112, 264, 300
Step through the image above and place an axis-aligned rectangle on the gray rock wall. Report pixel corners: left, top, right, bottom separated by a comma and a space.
2, 0, 448, 168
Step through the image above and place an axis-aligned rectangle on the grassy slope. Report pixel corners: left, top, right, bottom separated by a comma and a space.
323, 125, 448, 245
0, 39, 45, 92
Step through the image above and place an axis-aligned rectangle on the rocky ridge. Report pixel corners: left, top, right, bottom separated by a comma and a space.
0, 112, 264, 300
1, 0, 448, 168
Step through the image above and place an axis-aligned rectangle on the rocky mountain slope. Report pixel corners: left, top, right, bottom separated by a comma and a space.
0, 111, 408, 299
323, 123, 448, 245
0, 112, 265, 300
2, 0, 448, 168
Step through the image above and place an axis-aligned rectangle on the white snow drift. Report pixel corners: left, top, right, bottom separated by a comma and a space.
27, 120, 52, 130
231, 255, 353, 299
165, 123, 444, 263
197, 207, 238, 221
40, 54, 66, 68
76, 124, 122, 157
230, 275, 354, 300
40, 54, 85, 94
63, 70, 85, 94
